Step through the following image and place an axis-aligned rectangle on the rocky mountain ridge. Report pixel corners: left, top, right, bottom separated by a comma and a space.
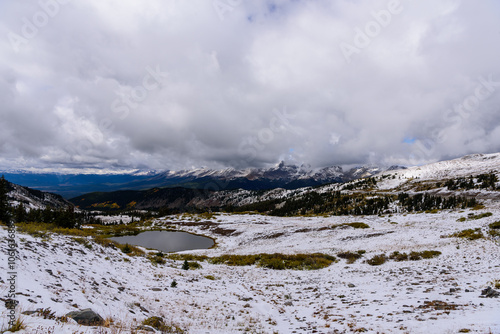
1, 162, 404, 197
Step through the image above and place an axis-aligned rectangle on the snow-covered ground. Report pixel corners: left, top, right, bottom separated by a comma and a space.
376, 153, 500, 190
1, 202, 499, 333
94, 215, 135, 225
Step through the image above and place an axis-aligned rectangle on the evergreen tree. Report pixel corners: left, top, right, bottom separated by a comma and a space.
14, 203, 26, 223
0, 176, 11, 224
42, 206, 53, 224
54, 206, 76, 228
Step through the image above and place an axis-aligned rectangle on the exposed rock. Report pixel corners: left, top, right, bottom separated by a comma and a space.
284, 301, 293, 306
66, 308, 104, 326
136, 325, 156, 332
134, 302, 150, 313
480, 287, 500, 298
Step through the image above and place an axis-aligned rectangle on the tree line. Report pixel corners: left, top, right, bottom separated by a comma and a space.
444, 172, 499, 191
230, 189, 477, 217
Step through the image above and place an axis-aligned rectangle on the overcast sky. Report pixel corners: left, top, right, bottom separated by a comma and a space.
1, 0, 500, 172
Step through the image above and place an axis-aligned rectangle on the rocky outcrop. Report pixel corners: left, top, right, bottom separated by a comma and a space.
66, 308, 104, 326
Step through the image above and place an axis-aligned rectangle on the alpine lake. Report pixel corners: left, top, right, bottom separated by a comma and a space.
109, 230, 214, 253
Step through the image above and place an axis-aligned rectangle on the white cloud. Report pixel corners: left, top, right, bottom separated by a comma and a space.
1, 0, 500, 171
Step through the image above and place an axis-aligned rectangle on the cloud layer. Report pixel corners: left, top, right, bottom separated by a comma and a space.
1, 0, 500, 171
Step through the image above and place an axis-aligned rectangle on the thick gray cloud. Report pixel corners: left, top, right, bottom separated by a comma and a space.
1, 0, 500, 171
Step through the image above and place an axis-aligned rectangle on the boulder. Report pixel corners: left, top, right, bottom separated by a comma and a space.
66, 308, 104, 326
480, 287, 500, 298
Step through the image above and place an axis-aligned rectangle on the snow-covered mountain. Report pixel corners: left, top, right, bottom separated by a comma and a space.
381, 153, 499, 180
5, 180, 71, 210
11, 153, 500, 201
158, 161, 346, 185
376, 153, 500, 190
70, 152, 500, 211
2, 162, 392, 197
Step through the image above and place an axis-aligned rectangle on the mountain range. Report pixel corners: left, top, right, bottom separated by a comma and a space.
4, 153, 499, 213
1, 162, 402, 198
69, 153, 500, 212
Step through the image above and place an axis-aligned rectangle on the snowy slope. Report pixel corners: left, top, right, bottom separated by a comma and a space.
377, 153, 500, 190
7, 182, 71, 210
1, 153, 500, 333
1, 207, 499, 333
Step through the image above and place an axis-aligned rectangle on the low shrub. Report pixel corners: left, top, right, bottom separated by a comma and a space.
121, 243, 131, 253
150, 255, 166, 265
366, 254, 387, 266
199, 212, 216, 220
72, 237, 92, 249
260, 256, 286, 270
389, 251, 409, 262
15, 222, 51, 238
346, 222, 370, 229
142, 316, 185, 333
262, 253, 336, 270
419, 250, 442, 259
187, 261, 202, 269
489, 221, 500, 230
166, 254, 209, 262
337, 251, 364, 264
488, 221, 500, 237
488, 229, 500, 237
118, 243, 144, 256
183, 253, 336, 270
469, 212, 493, 220
93, 236, 117, 248
458, 212, 493, 222
390, 250, 441, 262
449, 228, 484, 240
409, 251, 424, 261
210, 254, 259, 266
332, 222, 370, 229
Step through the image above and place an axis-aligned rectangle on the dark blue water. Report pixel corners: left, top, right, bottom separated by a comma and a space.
109, 231, 214, 252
